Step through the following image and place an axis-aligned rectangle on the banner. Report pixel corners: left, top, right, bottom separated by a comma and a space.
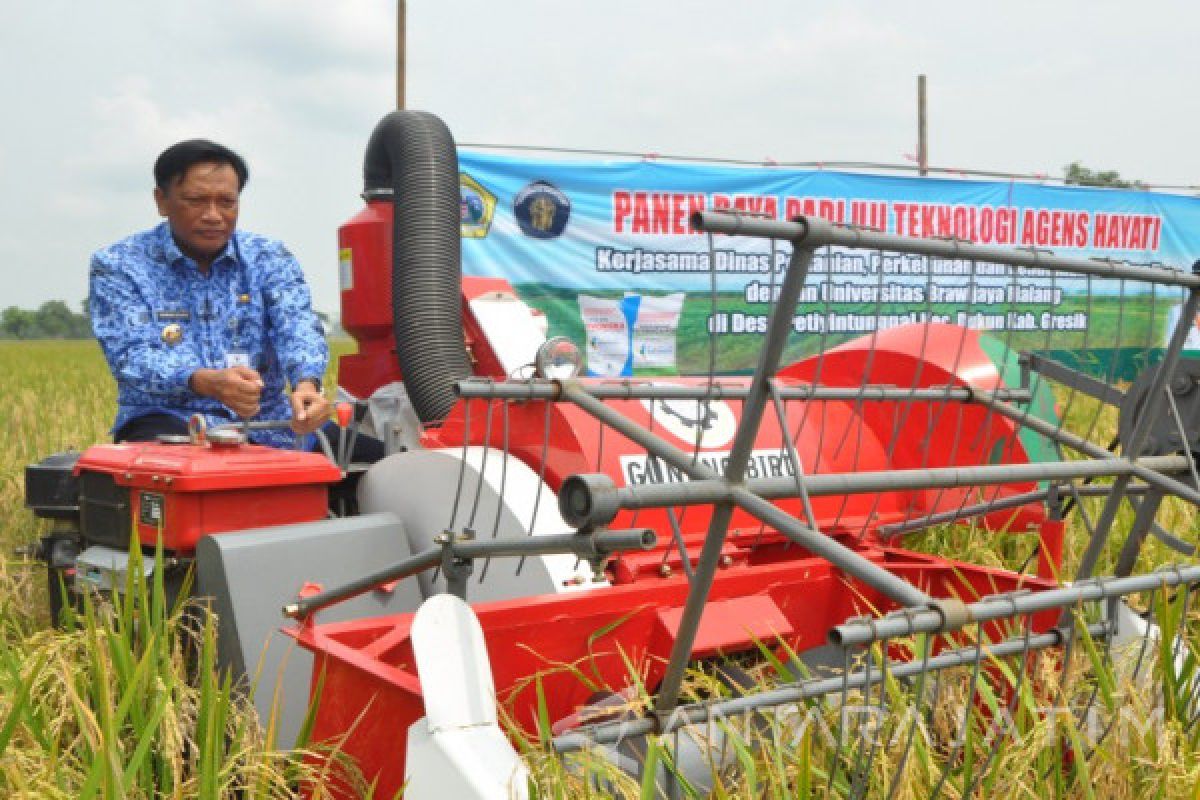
458, 151, 1200, 374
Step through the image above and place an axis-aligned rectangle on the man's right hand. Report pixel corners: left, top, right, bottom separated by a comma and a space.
189, 367, 264, 418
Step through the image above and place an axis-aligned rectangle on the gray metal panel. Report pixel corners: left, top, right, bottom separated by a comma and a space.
195, 512, 421, 746
358, 449, 582, 601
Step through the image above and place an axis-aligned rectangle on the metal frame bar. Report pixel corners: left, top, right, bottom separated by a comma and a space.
693, 211, 1200, 289
553, 562, 1200, 750
1020, 352, 1126, 408
653, 240, 818, 716
830, 563, 1200, 646
567, 455, 1188, 515
282, 527, 656, 618
877, 483, 1153, 538
971, 390, 1200, 507
552, 621, 1111, 751
458, 378, 1032, 404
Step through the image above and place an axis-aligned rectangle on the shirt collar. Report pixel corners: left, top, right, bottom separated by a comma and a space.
157, 222, 239, 271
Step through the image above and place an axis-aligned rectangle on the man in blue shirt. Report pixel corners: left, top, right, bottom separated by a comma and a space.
90, 139, 332, 448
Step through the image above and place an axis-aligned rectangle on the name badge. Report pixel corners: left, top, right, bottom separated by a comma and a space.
224, 351, 251, 369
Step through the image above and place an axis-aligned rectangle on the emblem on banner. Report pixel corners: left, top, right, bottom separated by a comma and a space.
459, 173, 496, 239
514, 180, 570, 239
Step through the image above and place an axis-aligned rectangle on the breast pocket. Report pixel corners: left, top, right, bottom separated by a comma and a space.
229, 290, 268, 358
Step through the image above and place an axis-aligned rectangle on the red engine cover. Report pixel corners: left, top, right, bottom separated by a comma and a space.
74, 441, 342, 554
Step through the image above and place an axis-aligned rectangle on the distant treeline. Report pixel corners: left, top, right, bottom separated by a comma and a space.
1, 301, 92, 339
0, 302, 339, 340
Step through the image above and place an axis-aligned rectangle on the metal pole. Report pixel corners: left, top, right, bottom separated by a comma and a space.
396, 0, 406, 109
970, 390, 1200, 507
917, 74, 928, 177
830, 563, 1200, 646
283, 528, 656, 618
553, 622, 1110, 751
1111, 489, 1168, 578
457, 379, 1031, 405
654, 244, 819, 718
878, 483, 1153, 538
731, 487, 932, 606
585, 455, 1188, 516
561, 382, 719, 482
692, 212, 1200, 290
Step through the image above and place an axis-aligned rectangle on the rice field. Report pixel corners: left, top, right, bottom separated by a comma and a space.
1, 339, 1199, 798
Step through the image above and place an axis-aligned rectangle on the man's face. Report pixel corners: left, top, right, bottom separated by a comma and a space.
154, 162, 240, 265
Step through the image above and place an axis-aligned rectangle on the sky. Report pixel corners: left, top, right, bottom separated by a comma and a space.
2, 1, 1199, 315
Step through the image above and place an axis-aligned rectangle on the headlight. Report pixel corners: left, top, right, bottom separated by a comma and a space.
534, 336, 583, 380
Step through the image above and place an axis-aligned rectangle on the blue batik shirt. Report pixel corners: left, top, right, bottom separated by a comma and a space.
90, 222, 328, 449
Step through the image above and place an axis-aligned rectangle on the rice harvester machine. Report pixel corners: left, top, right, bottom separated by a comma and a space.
24, 110, 1200, 799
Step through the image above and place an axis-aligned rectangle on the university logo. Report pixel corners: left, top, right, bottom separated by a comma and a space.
459, 173, 496, 239
514, 180, 570, 239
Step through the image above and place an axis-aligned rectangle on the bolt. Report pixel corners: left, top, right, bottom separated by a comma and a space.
719, 555, 733, 568
569, 574, 586, 586
658, 563, 673, 578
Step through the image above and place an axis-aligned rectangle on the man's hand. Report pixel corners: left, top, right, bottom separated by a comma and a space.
290, 379, 332, 435
189, 367, 264, 418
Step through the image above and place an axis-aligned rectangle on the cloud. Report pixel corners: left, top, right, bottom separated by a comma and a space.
159, 0, 393, 78
66, 76, 295, 198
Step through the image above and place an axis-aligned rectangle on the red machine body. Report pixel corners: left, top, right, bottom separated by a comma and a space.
337, 201, 400, 398
296, 548, 1057, 800
338, 200, 514, 399
74, 441, 341, 554
316, 196, 1065, 796
432, 323, 1049, 555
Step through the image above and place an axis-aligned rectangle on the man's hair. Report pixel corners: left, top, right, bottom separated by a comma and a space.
153, 139, 249, 193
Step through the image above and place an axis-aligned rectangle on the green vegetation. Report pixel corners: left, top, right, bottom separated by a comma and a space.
1, 301, 93, 340
1064, 162, 1144, 190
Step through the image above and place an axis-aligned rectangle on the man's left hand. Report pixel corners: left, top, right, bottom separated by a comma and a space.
290, 380, 332, 435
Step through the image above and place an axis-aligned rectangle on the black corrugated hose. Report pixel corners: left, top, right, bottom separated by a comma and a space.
363, 110, 471, 424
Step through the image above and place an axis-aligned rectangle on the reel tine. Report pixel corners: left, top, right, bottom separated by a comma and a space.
478, 397, 510, 584
514, 398, 553, 577
883, 630, 935, 800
